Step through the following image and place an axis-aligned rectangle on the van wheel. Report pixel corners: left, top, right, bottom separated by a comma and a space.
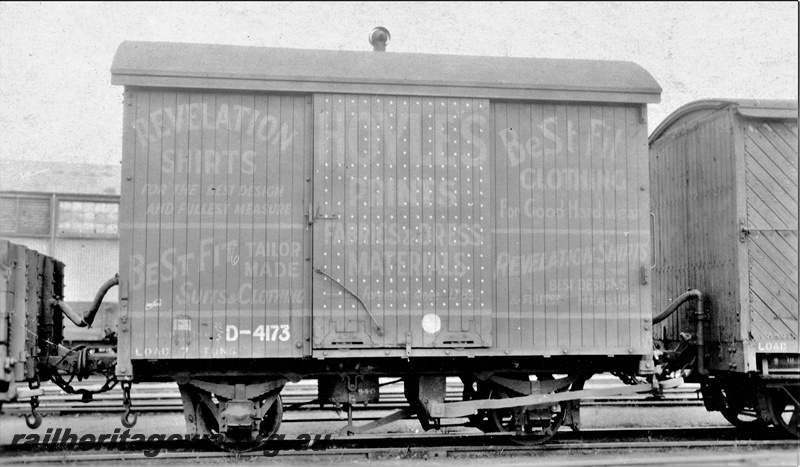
767, 386, 800, 439
480, 375, 566, 445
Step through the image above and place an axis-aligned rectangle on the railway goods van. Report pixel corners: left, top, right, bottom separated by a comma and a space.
649, 99, 799, 437
106, 35, 664, 444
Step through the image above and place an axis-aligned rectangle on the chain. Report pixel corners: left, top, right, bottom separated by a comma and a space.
48, 368, 118, 403
122, 381, 132, 408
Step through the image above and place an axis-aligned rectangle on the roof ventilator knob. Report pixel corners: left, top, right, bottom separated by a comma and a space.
369, 27, 390, 51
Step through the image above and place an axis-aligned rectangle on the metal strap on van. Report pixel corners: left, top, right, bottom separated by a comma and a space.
314, 268, 384, 336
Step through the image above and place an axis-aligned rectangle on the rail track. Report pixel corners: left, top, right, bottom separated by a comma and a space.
1, 377, 703, 416
1, 426, 797, 465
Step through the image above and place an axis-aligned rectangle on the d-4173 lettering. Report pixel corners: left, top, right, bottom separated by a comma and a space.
226, 324, 290, 342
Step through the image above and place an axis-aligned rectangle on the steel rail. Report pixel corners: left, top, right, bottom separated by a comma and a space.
1, 428, 796, 465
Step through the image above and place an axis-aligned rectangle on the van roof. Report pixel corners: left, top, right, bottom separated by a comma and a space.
111, 41, 661, 104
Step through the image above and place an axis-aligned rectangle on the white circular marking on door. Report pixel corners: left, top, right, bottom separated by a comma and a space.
421, 314, 441, 334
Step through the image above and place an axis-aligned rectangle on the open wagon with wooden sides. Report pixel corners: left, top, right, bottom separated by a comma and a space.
649, 99, 799, 437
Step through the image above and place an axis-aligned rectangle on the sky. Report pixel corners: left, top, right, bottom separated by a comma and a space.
0, 2, 797, 167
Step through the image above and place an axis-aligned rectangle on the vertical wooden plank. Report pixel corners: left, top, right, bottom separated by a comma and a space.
144, 91, 163, 359
517, 102, 533, 348
280, 96, 296, 357
159, 92, 177, 359
625, 107, 641, 349
706, 120, 718, 341
599, 106, 617, 348
433, 97, 448, 338
565, 105, 582, 349
577, 105, 594, 349
274, 95, 290, 356
461, 99, 478, 340
250, 94, 268, 359
368, 96, 384, 346
238, 93, 255, 360
704, 123, 713, 340
715, 118, 725, 342
371, 95, 388, 345
196, 94, 213, 356
669, 130, 678, 337
662, 136, 672, 338
494, 103, 509, 349
8, 245, 27, 382
446, 99, 462, 335
654, 139, 662, 340
211, 94, 228, 359
722, 116, 739, 342
291, 96, 306, 357
635, 107, 650, 351
354, 92, 367, 339
732, 113, 751, 344
327, 94, 346, 343
663, 126, 672, 339
225, 94, 241, 358
344, 94, 358, 337
613, 107, 630, 349
528, 104, 546, 349
395, 96, 411, 345
314, 94, 333, 343
686, 126, 698, 333
29, 252, 44, 365
552, 105, 568, 349
264, 96, 281, 354
356, 95, 371, 336
408, 97, 423, 346
679, 121, 690, 336
131, 91, 148, 359
342, 95, 358, 335
311, 93, 323, 347
656, 138, 664, 340
132, 91, 150, 360
540, 104, 555, 349
648, 137, 657, 339
303, 94, 314, 356
506, 102, 522, 349
654, 138, 663, 339
380, 96, 397, 343
119, 88, 137, 366
674, 130, 684, 336
170, 92, 189, 360
185, 93, 202, 359
715, 117, 727, 341
588, 105, 607, 349
477, 99, 492, 345
421, 97, 437, 347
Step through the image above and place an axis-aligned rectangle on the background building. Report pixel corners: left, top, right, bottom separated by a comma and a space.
0, 159, 120, 342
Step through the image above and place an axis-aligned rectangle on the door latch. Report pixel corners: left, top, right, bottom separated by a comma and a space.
739, 220, 749, 243
308, 203, 340, 224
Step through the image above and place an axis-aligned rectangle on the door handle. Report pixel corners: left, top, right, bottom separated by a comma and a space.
307, 203, 340, 225
314, 204, 340, 220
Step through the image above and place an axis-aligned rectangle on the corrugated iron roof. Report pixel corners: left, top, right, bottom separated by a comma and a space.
649, 98, 798, 143
111, 41, 661, 104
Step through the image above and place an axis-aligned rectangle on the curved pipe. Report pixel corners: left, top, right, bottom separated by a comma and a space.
653, 288, 706, 375
49, 274, 119, 328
